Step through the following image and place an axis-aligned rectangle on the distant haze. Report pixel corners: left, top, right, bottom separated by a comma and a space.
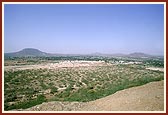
4, 4, 164, 55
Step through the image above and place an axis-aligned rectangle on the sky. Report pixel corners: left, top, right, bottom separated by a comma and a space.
4, 4, 164, 55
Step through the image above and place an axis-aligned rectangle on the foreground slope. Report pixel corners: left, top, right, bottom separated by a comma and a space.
23, 80, 164, 111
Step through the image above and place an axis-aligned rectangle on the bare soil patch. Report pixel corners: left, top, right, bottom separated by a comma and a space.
146, 67, 164, 72
4, 61, 106, 71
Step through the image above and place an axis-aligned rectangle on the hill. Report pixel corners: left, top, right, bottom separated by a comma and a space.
24, 80, 164, 111
128, 52, 152, 58
5, 48, 50, 57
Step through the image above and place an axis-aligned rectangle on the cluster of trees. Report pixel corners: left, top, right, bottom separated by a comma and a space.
144, 59, 164, 67
5, 56, 119, 63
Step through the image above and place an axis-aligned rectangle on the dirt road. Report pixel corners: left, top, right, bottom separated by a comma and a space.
23, 80, 164, 111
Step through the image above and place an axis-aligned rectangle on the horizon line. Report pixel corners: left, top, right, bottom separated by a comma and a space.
4, 48, 164, 56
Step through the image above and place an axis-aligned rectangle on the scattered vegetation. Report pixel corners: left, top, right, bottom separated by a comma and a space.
4, 56, 164, 110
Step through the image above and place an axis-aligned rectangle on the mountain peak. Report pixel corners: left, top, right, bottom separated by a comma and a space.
21, 48, 41, 51
20, 48, 43, 53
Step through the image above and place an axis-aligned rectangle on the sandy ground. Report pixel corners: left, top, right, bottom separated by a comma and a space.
146, 67, 164, 72
4, 61, 107, 71
23, 80, 164, 111
5, 61, 164, 73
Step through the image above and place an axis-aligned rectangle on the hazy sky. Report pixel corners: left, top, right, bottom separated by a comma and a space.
4, 4, 164, 55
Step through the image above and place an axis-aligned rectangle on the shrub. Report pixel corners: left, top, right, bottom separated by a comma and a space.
5, 95, 46, 110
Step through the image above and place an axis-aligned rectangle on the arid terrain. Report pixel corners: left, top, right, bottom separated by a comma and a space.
4, 51, 164, 111
4, 60, 107, 71
4, 2, 165, 112
23, 80, 164, 111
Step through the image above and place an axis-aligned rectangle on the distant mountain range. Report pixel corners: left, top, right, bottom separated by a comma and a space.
4, 48, 163, 59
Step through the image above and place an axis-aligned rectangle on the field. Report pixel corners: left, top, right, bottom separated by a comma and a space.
4, 56, 164, 111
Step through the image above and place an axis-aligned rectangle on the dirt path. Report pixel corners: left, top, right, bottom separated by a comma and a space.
24, 80, 164, 111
